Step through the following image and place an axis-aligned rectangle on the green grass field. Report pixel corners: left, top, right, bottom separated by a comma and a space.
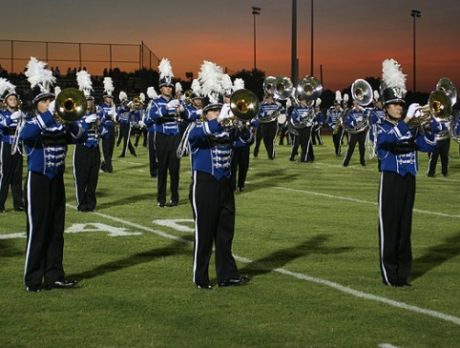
1, 135, 459, 347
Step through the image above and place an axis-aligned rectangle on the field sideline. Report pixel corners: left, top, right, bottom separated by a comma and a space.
1, 135, 459, 347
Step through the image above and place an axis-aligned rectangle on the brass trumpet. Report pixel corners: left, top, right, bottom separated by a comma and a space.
55, 88, 87, 123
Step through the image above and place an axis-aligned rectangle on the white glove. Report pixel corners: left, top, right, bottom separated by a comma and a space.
217, 104, 232, 122
139, 120, 145, 128
178, 104, 185, 113
406, 103, 421, 118
167, 99, 180, 109
196, 109, 203, 116
85, 114, 98, 124
48, 100, 56, 114
10, 111, 22, 121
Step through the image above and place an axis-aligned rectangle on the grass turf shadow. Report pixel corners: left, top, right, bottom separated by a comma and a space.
239, 234, 353, 278
411, 231, 460, 281
67, 240, 188, 281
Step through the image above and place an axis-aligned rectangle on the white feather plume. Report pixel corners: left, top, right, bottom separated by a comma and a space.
316, 98, 322, 107
191, 79, 201, 96
119, 91, 128, 102
147, 86, 158, 99
54, 86, 61, 97
198, 60, 224, 99
103, 77, 114, 96
233, 78, 245, 92
0, 78, 16, 97
222, 74, 233, 94
140, 92, 146, 102
24, 57, 56, 93
175, 82, 183, 93
76, 70, 93, 97
158, 58, 174, 78
382, 58, 407, 93
343, 93, 349, 102
335, 90, 342, 102
373, 90, 380, 101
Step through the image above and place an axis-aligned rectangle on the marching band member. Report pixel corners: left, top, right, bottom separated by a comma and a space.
311, 98, 324, 145
184, 79, 203, 123
230, 78, 254, 192
376, 59, 440, 287
427, 118, 450, 177
133, 92, 147, 148
255, 92, 284, 159
368, 91, 385, 169
342, 93, 350, 145
21, 57, 88, 292
146, 58, 181, 207
73, 70, 100, 212
342, 99, 368, 167
289, 99, 315, 162
98, 77, 116, 173
0, 78, 24, 212
189, 61, 251, 289
116, 91, 137, 157
145, 87, 158, 178
327, 91, 344, 156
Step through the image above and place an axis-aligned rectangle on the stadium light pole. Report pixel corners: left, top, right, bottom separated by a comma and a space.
291, 0, 298, 85
310, 0, 314, 76
411, 9, 421, 92
252, 6, 261, 71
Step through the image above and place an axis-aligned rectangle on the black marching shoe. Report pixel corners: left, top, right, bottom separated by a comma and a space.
218, 275, 250, 287
45, 279, 78, 290
14, 205, 25, 211
25, 285, 41, 293
168, 201, 178, 207
157, 202, 165, 208
195, 283, 213, 290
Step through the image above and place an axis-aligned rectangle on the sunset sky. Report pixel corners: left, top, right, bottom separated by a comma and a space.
1, 0, 459, 92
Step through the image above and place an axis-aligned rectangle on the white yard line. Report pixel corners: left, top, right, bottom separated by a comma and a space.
66, 203, 460, 327
273, 186, 460, 219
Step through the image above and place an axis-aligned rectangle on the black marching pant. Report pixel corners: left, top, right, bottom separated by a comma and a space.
148, 131, 158, 177
155, 132, 180, 204
278, 124, 289, 145
253, 126, 262, 157
378, 172, 415, 286
332, 129, 343, 156
291, 127, 314, 162
118, 123, 136, 157
428, 138, 450, 176
24, 171, 66, 288
231, 145, 250, 191
73, 145, 100, 211
343, 131, 366, 166
260, 121, 278, 159
311, 126, 323, 145
190, 171, 239, 285
0, 142, 23, 210
101, 127, 115, 172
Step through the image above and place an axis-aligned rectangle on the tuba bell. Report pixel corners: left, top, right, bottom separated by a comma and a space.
55, 88, 87, 122
296, 75, 323, 106
407, 90, 452, 128
351, 79, 373, 106
263, 76, 277, 96
225, 89, 260, 127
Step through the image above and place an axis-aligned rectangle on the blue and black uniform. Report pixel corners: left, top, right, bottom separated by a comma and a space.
116, 104, 137, 157
327, 107, 344, 156
427, 120, 450, 177
188, 119, 252, 287
253, 101, 284, 159
289, 104, 315, 162
311, 109, 324, 145
146, 95, 181, 206
343, 107, 368, 166
376, 117, 438, 286
97, 102, 115, 172
73, 112, 101, 211
20, 109, 87, 290
0, 108, 24, 211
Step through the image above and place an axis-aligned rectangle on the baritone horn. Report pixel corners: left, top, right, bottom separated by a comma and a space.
226, 89, 260, 127
55, 88, 87, 122
351, 79, 373, 106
